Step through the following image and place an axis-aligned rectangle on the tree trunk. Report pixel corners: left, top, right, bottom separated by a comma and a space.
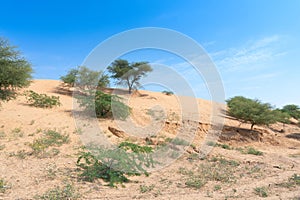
251, 123, 255, 130
128, 86, 132, 94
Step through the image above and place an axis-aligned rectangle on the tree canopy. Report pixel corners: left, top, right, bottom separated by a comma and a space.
107, 59, 152, 94
0, 37, 32, 101
281, 104, 300, 120
226, 96, 277, 130
60, 66, 109, 89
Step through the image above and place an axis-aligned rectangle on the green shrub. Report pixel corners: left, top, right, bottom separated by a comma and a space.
77, 142, 155, 187
162, 90, 174, 96
76, 90, 130, 120
25, 90, 61, 108
246, 147, 263, 156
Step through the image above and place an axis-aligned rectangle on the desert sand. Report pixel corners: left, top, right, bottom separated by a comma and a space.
0, 80, 299, 199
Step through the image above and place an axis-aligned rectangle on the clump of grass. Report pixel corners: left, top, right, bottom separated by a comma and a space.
0, 131, 6, 139
139, 184, 155, 193
254, 186, 268, 197
34, 183, 80, 200
236, 146, 263, 156
206, 141, 216, 146
11, 127, 24, 138
216, 143, 231, 150
245, 147, 263, 155
0, 179, 8, 193
168, 138, 189, 146
29, 130, 69, 157
0, 144, 5, 150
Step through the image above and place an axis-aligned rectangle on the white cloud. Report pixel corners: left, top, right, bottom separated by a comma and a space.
212, 35, 285, 72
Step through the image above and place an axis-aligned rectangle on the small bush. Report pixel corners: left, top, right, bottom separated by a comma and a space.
25, 90, 61, 108
246, 147, 263, 156
162, 90, 174, 96
29, 130, 69, 156
76, 142, 155, 187
216, 143, 231, 150
34, 183, 80, 200
76, 90, 130, 120
254, 186, 268, 197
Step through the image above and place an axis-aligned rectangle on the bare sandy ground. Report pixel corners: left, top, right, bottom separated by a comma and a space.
0, 80, 299, 199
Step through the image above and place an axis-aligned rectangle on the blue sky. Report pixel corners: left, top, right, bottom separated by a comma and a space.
0, 0, 299, 107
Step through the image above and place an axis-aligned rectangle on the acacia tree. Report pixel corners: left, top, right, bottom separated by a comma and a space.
107, 59, 152, 94
0, 37, 32, 102
60, 66, 109, 89
281, 104, 300, 120
226, 96, 277, 130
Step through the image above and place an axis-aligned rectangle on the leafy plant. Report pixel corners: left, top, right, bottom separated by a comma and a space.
34, 183, 80, 200
162, 90, 174, 96
76, 90, 130, 120
25, 90, 61, 108
76, 142, 155, 187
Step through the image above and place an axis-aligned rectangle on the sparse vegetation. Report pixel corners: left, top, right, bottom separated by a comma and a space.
25, 90, 61, 108
34, 183, 80, 200
245, 147, 263, 156
139, 184, 155, 193
0, 178, 7, 193
29, 130, 69, 157
254, 186, 268, 197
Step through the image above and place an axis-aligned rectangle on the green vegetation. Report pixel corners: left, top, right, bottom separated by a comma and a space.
107, 59, 152, 94
179, 156, 240, 189
235, 146, 263, 156
34, 183, 80, 200
0, 178, 7, 193
60, 68, 79, 87
254, 186, 268, 197
139, 184, 155, 193
76, 142, 155, 187
25, 90, 61, 108
29, 130, 69, 156
226, 96, 276, 130
170, 138, 189, 146
162, 90, 174, 95
76, 90, 130, 120
281, 104, 300, 120
0, 37, 32, 102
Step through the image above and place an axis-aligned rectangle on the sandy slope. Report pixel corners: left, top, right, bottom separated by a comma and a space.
0, 80, 299, 199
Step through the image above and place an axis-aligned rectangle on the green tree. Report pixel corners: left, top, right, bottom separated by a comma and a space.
60, 66, 109, 89
272, 109, 291, 131
0, 38, 32, 101
107, 59, 152, 94
60, 68, 78, 86
226, 96, 276, 130
281, 104, 300, 120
